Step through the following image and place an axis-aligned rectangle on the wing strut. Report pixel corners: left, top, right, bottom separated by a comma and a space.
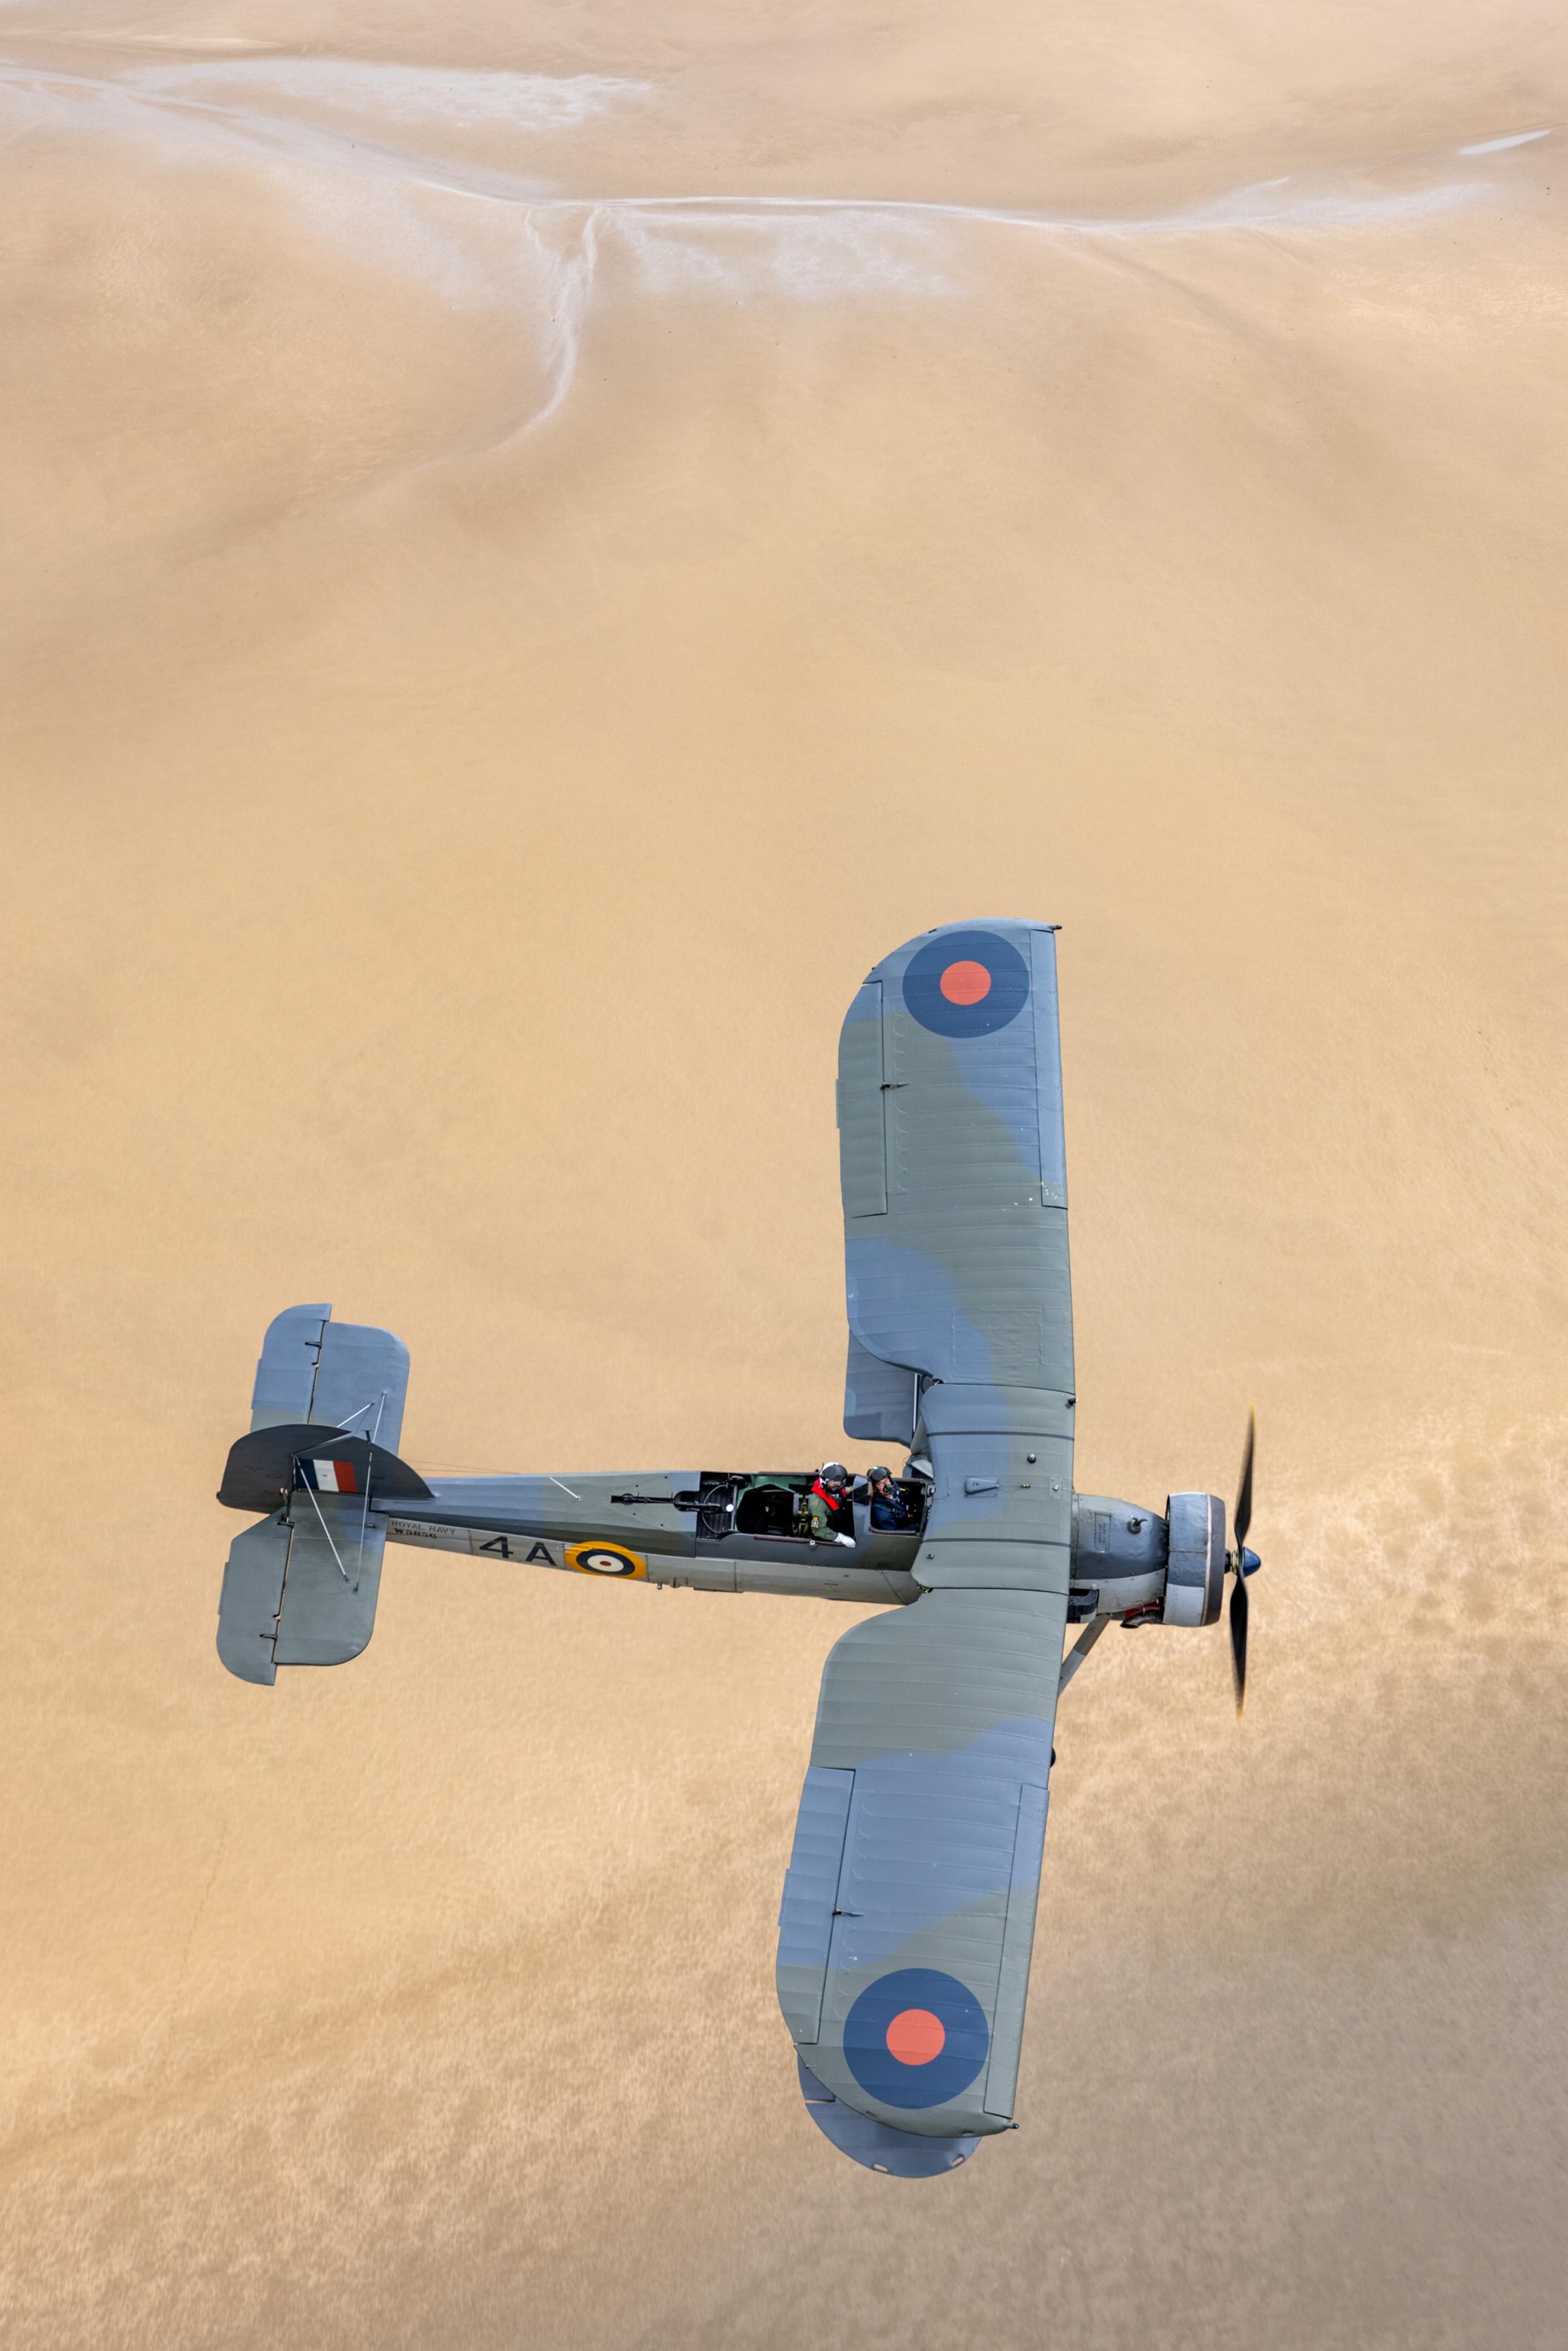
1058, 1613, 1108, 1696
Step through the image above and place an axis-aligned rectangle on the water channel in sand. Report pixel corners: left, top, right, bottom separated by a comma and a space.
2, 5, 1565, 2344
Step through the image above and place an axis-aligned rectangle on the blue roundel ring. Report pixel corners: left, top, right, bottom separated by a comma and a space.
841, 1967, 990, 2110
902, 929, 1030, 1039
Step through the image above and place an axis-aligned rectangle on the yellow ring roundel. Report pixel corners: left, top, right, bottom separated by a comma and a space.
565, 1540, 647, 1580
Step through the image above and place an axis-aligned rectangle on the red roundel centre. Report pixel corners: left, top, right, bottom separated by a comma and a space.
885, 2007, 947, 2067
939, 959, 992, 1007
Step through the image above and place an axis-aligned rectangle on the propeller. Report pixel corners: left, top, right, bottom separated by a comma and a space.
1226, 1407, 1260, 1716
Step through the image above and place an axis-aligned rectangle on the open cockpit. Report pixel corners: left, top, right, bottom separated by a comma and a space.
610, 1471, 930, 1549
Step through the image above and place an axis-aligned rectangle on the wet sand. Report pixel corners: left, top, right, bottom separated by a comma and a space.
2, 6, 1566, 2344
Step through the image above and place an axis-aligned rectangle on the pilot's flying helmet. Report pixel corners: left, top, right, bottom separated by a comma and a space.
818, 1462, 849, 1485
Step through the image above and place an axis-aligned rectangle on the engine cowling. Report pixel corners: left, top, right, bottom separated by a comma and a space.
1160, 1492, 1226, 1626
1068, 1494, 1165, 1619
1069, 1491, 1226, 1626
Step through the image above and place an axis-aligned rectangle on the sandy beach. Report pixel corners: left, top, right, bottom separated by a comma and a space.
2, 4, 1565, 2343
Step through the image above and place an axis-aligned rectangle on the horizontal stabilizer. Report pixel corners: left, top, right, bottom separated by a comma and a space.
217, 1505, 389, 1681
218, 1422, 433, 1515
248, 1304, 411, 1451
216, 1305, 417, 1683
217, 1516, 289, 1685
272, 1507, 387, 1668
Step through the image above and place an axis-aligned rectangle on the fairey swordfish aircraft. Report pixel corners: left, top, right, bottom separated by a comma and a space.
216, 920, 1260, 2178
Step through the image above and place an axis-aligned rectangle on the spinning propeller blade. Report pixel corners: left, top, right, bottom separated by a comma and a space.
1233, 1407, 1255, 1553
1228, 1568, 1249, 1714
1228, 1407, 1256, 1717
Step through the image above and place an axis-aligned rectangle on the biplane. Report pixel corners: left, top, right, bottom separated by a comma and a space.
216, 920, 1260, 2177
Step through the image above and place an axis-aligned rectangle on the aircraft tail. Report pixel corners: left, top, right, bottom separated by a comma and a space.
216, 1304, 427, 1685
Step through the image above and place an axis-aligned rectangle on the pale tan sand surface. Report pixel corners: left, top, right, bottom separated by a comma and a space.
2, 5, 1567, 2344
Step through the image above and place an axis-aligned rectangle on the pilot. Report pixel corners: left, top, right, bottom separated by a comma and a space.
805, 1463, 857, 1547
866, 1466, 915, 1530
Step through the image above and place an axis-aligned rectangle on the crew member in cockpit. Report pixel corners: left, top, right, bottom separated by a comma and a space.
805, 1463, 857, 1547
866, 1466, 916, 1530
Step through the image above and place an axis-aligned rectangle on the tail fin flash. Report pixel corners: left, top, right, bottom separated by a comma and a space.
216, 1304, 419, 1685
218, 1424, 431, 1515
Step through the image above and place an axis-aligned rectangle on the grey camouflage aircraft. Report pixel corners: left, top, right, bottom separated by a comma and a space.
216, 919, 1260, 2177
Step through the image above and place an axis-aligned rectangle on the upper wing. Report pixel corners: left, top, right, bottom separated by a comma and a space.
777, 1582, 1068, 2167
777, 922, 1077, 2168
838, 919, 1071, 1439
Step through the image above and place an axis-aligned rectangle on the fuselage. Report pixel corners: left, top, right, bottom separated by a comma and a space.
373, 1470, 1172, 1620
378, 1471, 922, 1603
